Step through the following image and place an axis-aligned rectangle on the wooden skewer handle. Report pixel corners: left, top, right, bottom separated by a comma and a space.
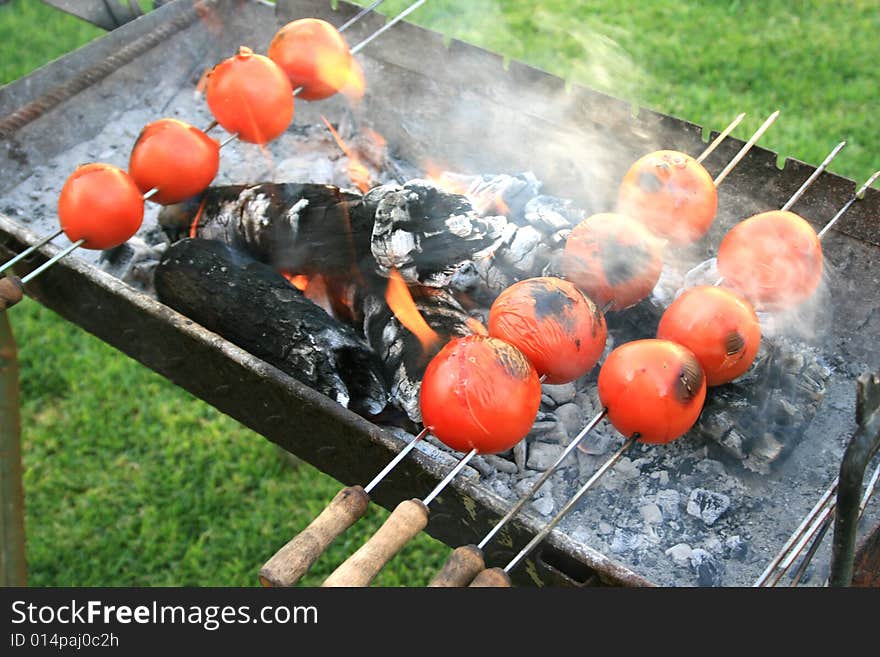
469, 567, 512, 587
0, 277, 23, 312
259, 485, 370, 587
428, 544, 486, 587
322, 498, 429, 587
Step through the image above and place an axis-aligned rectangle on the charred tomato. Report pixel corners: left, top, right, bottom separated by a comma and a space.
488, 277, 607, 384
657, 285, 761, 386
420, 335, 541, 454
597, 339, 707, 444
562, 212, 664, 310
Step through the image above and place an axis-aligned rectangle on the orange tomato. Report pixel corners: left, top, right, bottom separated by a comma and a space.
597, 339, 706, 444
717, 210, 823, 310
57, 163, 144, 250
617, 150, 718, 244
657, 286, 760, 386
268, 18, 359, 101
420, 335, 541, 454
562, 212, 664, 310
128, 118, 220, 205
206, 46, 294, 144
488, 277, 606, 384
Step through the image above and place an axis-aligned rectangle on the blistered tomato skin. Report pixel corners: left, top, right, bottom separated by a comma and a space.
562, 213, 665, 310
617, 150, 718, 245
597, 339, 707, 444
488, 277, 606, 384
657, 286, 761, 386
129, 119, 220, 205
57, 163, 144, 250
268, 18, 357, 101
419, 335, 541, 454
717, 210, 823, 311
206, 46, 294, 144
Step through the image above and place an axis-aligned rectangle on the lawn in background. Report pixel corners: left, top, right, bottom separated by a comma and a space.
0, 0, 875, 586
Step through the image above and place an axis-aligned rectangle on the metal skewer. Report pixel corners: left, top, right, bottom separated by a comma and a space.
322, 446, 478, 587
789, 461, 880, 586
714, 140, 852, 287
0, 0, 431, 295
260, 426, 431, 587
712, 110, 780, 186
468, 436, 637, 586
695, 112, 746, 163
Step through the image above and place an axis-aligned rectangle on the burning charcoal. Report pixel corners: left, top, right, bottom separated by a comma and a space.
369, 180, 510, 289
724, 535, 749, 560
690, 548, 724, 587
527, 443, 565, 471
154, 238, 388, 417
665, 543, 693, 567
158, 183, 371, 277
523, 195, 583, 233
361, 284, 475, 422
532, 493, 555, 517
514, 441, 527, 472
555, 403, 585, 438
429, 171, 542, 218
655, 489, 681, 520
99, 228, 167, 295
482, 454, 519, 474
686, 489, 730, 527
543, 382, 577, 406
639, 502, 663, 525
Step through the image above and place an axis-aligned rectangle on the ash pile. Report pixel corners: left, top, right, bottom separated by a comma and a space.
1, 111, 859, 587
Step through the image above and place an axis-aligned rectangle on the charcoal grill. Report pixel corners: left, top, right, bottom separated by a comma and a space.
1, 0, 878, 587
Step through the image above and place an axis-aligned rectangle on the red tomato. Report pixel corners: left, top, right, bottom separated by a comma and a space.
717, 210, 823, 310
128, 118, 219, 205
597, 339, 706, 444
57, 163, 144, 250
420, 335, 541, 454
562, 212, 664, 310
657, 286, 761, 386
488, 277, 607, 384
268, 18, 359, 101
206, 46, 294, 144
617, 150, 718, 245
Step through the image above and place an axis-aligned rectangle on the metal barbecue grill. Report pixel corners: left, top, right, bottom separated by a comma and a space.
1, 0, 878, 587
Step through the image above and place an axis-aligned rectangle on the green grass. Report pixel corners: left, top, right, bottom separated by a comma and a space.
0, 0, 876, 586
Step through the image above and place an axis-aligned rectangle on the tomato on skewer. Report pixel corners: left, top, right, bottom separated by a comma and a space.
657, 286, 761, 386
420, 335, 541, 454
129, 118, 220, 205
58, 163, 144, 250
598, 339, 706, 444
206, 46, 294, 144
717, 210, 823, 311
562, 212, 664, 310
488, 277, 606, 384
617, 150, 718, 245
268, 18, 360, 101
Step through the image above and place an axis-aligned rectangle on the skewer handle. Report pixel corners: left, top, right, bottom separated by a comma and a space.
469, 567, 512, 587
427, 544, 486, 587
0, 277, 23, 312
259, 485, 370, 587
322, 498, 429, 587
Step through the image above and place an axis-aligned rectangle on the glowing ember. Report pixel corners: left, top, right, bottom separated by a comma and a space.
321, 115, 372, 193
385, 268, 441, 353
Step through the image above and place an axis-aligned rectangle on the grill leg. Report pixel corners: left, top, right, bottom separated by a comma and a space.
830, 372, 880, 586
0, 312, 26, 586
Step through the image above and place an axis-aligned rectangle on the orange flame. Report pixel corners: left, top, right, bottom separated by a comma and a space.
281, 272, 310, 291
321, 115, 372, 193
385, 268, 440, 353
424, 162, 471, 195
424, 163, 510, 216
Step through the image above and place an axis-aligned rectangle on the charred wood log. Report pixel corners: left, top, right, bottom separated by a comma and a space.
361, 284, 481, 423
158, 183, 372, 278
155, 238, 388, 417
